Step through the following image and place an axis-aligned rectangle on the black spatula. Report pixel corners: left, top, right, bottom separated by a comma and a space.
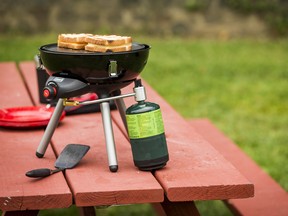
26, 144, 90, 178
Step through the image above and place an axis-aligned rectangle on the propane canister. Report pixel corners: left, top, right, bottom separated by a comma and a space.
126, 79, 169, 170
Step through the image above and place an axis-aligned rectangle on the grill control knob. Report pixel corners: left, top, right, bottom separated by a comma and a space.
43, 83, 57, 100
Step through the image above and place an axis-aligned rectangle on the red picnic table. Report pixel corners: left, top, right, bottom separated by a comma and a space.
0, 61, 254, 215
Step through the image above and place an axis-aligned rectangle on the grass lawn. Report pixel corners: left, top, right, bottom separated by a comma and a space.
0, 34, 287, 215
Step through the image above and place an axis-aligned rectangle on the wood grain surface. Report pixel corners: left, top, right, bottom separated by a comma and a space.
0, 62, 72, 211
112, 80, 254, 201
190, 119, 288, 216
19, 62, 164, 207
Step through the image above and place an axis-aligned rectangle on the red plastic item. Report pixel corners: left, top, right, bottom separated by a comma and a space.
0, 106, 65, 128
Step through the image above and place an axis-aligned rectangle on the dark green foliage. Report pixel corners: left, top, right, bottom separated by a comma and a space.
223, 0, 288, 36
184, 0, 288, 36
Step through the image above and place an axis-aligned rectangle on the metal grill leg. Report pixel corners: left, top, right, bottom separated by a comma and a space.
114, 97, 128, 133
100, 101, 118, 172
112, 89, 128, 133
36, 98, 65, 158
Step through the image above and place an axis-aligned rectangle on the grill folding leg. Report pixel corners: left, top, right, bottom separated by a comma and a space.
114, 97, 128, 133
35, 92, 129, 172
36, 98, 65, 158
100, 101, 118, 172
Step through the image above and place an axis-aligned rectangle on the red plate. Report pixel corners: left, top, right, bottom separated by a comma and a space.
0, 106, 65, 128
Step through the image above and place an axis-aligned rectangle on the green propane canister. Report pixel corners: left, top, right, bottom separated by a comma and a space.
126, 79, 169, 171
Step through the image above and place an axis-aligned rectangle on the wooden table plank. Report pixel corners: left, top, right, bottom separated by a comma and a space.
19, 61, 254, 209
0, 62, 72, 211
112, 80, 254, 201
0, 62, 32, 107
19, 62, 164, 207
160, 196, 200, 216
53, 113, 163, 206
190, 119, 288, 216
18, 61, 40, 106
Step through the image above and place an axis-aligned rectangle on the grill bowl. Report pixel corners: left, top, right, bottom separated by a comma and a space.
39, 43, 150, 85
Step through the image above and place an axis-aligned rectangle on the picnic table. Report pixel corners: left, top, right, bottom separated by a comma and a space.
0, 61, 254, 215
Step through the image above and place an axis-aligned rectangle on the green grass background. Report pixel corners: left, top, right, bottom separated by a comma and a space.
0, 35, 287, 215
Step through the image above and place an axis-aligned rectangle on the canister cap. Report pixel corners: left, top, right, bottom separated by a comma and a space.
135, 79, 142, 87
134, 79, 146, 102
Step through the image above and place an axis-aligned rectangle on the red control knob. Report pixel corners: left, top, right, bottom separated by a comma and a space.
43, 85, 57, 100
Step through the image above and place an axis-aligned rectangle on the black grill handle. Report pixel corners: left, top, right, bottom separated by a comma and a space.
25, 168, 51, 178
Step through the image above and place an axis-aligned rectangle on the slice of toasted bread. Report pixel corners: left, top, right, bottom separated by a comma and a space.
57, 33, 132, 52
58, 33, 93, 43
85, 43, 132, 52
58, 41, 87, 50
85, 35, 132, 46
57, 33, 92, 50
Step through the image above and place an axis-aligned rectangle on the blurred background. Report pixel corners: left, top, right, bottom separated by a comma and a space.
0, 0, 287, 215
1, 0, 288, 37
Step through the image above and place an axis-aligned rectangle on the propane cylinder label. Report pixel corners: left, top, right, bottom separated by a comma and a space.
126, 109, 165, 139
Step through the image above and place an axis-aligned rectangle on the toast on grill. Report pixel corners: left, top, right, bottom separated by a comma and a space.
85, 35, 132, 52
85, 43, 132, 52
57, 33, 92, 50
57, 34, 132, 52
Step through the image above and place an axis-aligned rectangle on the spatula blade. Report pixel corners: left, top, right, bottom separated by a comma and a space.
55, 144, 90, 169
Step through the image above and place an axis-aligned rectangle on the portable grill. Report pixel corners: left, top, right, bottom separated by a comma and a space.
35, 42, 150, 172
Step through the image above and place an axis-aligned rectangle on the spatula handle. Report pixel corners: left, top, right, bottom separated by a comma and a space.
25, 168, 52, 178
